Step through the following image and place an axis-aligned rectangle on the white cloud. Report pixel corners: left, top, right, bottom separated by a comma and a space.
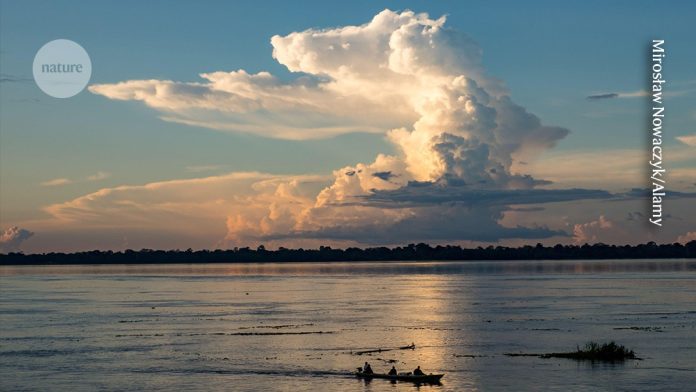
90, 9, 566, 189
87, 171, 111, 181
573, 215, 613, 244
617, 90, 650, 98
40, 172, 110, 187
41, 178, 72, 187
39, 170, 617, 248
29, 170, 696, 249
44, 171, 324, 228
676, 134, 696, 147
89, 71, 413, 140
676, 231, 696, 244
0, 226, 34, 253
587, 87, 695, 101
55, 9, 678, 249
185, 165, 223, 173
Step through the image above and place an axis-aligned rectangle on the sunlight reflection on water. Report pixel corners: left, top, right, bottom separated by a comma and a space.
2, 258, 694, 276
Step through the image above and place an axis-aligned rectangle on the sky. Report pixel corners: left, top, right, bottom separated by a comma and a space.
1, 0, 695, 252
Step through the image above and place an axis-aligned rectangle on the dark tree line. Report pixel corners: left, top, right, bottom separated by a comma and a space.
1, 241, 695, 265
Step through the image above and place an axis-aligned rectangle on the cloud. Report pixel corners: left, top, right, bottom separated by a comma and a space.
42, 170, 589, 247
0, 227, 34, 253
586, 93, 619, 100
41, 172, 110, 187
573, 215, 613, 244
290, 183, 608, 244
676, 134, 696, 147
41, 178, 72, 187
0, 73, 32, 83
586, 86, 696, 101
186, 165, 224, 173
676, 231, 696, 244
522, 146, 696, 191
271, 203, 568, 244
56, 9, 657, 249
90, 9, 564, 153
618, 188, 696, 200
586, 90, 647, 100
44, 171, 324, 227
38, 167, 611, 247
32, 170, 696, 249
372, 171, 396, 181
362, 183, 611, 206
626, 211, 644, 221
91, 10, 570, 185
89, 71, 411, 140
87, 171, 111, 181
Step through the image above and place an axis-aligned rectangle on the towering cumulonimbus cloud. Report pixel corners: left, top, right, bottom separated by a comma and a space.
91, 9, 567, 190
268, 9, 569, 189
87, 9, 589, 245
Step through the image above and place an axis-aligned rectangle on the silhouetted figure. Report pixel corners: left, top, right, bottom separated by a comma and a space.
413, 366, 424, 375
388, 366, 397, 375
363, 362, 373, 374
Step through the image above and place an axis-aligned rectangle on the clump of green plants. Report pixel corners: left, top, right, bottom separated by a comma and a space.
541, 341, 636, 361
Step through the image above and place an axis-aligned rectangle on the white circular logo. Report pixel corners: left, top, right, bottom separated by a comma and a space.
33, 39, 92, 98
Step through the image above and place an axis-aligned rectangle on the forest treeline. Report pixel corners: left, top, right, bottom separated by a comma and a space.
2, 241, 695, 265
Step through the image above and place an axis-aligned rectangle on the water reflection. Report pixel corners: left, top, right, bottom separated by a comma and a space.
2, 259, 694, 276
1, 261, 694, 391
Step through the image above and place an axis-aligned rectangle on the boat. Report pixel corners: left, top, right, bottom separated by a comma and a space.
355, 371, 444, 384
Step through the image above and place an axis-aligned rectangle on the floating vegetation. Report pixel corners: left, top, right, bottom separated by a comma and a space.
238, 323, 315, 330
226, 331, 334, 336
505, 342, 638, 361
116, 331, 333, 338
352, 343, 415, 355
614, 326, 663, 332
542, 342, 637, 360
117, 319, 151, 323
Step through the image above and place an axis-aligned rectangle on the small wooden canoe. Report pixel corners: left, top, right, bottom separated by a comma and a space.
355, 372, 444, 383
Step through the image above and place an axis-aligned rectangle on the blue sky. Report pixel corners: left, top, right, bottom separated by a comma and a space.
1, 1, 695, 251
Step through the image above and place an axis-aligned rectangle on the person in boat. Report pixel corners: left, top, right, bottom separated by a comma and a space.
363, 362, 373, 374
388, 366, 397, 375
413, 366, 424, 376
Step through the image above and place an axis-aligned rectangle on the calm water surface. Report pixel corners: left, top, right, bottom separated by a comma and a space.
1, 260, 695, 391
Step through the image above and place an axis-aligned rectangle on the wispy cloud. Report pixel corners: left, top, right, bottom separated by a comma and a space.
185, 165, 224, 173
41, 178, 73, 187
586, 90, 647, 100
676, 134, 696, 147
41, 171, 110, 187
87, 171, 111, 181
586, 93, 619, 100
0, 73, 32, 83
522, 146, 696, 191
587, 84, 696, 101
